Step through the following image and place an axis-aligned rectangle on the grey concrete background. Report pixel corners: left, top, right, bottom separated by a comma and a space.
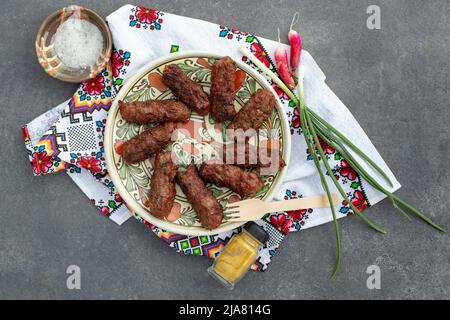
0, 0, 448, 300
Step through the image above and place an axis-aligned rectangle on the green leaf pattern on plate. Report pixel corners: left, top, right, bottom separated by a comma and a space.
236, 77, 256, 102
177, 60, 211, 83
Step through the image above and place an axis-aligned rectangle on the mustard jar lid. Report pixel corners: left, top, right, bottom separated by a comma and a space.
244, 222, 269, 244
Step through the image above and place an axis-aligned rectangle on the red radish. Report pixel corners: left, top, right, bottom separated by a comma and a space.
275, 29, 296, 90
288, 12, 302, 76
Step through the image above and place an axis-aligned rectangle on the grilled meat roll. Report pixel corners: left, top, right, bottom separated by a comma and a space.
119, 99, 190, 124
199, 162, 264, 198
176, 164, 223, 230
146, 152, 179, 219
122, 122, 179, 164
162, 64, 210, 115
210, 56, 237, 121
227, 89, 276, 135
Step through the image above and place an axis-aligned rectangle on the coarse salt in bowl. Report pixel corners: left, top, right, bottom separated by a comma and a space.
36, 5, 112, 83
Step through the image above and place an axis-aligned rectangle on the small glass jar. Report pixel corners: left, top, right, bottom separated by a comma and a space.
208, 222, 268, 289
35, 5, 112, 83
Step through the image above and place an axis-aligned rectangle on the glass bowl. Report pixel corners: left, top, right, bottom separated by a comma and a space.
35, 5, 112, 83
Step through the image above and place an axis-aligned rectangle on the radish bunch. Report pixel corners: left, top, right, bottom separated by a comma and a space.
274, 12, 302, 89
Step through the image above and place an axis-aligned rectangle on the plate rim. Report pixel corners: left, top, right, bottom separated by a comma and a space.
104, 50, 291, 236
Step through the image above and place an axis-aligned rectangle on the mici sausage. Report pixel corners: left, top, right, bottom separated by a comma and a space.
199, 162, 264, 198
119, 99, 190, 124
176, 164, 223, 230
227, 89, 276, 134
162, 64, 210, 115
122, 122, 179, 164
210, 56, 237, 121
147, 152, 178, 219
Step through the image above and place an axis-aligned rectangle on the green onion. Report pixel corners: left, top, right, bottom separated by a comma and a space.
240, 46, 446, 276
298, 95, 341, 277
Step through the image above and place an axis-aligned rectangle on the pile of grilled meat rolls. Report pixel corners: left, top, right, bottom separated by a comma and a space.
118, 57, 285, 230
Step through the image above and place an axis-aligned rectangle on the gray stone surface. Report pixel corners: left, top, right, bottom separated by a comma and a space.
0, 0, 448, 300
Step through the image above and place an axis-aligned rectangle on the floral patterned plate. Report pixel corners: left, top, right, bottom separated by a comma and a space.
105, 51, 291, 236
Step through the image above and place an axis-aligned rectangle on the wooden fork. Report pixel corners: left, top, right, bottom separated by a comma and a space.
224, 194, 342, 222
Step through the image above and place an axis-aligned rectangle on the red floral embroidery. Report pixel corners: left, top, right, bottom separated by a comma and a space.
250, 43, 270, 67
272, 84, 289, 100
135, 6, 158, 24
292, 107, 301, 129
82, 76, 105, 96
307, 138, 335, 159
142, 219, 155, 229
351, 190, 369, 211
340, 159, 357, 181
111, 51, 123, 78
32, 151, 53, 175
115, 194, 123, 203
319, 138, 334, 155
129, 7, 162, 30
219, 25, 248, 41
287, 209, 306, 221
77, 157, 102, 173
270, 214, 293, 233
231, 28, 246, 35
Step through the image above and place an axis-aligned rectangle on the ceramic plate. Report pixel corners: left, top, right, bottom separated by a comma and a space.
105, 51, 291, 236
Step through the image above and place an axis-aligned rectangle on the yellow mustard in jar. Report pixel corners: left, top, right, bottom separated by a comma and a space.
208, 222, 268, 289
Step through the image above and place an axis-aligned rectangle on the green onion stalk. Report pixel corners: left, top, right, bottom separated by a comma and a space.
239, 46, 446, 277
